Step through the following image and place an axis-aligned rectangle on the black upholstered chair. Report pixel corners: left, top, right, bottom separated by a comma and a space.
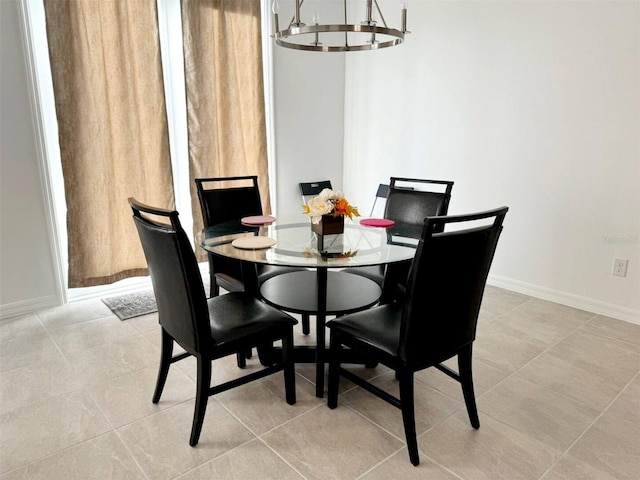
129, 198, 297, 447
196, 176, 313, 340
195, 176, 264, 298
349, 177, 455, 298
385, 177, 454, 227
327, 207, 508, 465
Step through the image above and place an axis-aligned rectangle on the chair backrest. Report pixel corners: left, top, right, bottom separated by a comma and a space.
299, 180, 332, 204
129, 198, 209, 355
369, 183, 417, 217
385, 178, 454, 231
399, 207, 508, 367
195, 176, 263, 227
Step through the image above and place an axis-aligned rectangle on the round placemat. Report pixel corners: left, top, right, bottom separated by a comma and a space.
241, 215, 276, 226
231, 236, 276, 250
360, 218, 395, 228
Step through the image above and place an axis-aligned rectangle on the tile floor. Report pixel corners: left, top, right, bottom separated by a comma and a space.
0, 286, 638, 479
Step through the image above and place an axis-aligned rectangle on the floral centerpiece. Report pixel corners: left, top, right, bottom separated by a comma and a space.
303, 188, 359, 235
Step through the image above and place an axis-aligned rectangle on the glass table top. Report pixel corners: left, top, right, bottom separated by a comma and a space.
199, 214, 420, 269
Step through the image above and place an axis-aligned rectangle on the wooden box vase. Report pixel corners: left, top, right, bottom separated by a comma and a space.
311, 215, 344, 235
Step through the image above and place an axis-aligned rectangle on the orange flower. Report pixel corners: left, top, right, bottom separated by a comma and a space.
333, 198, 360, 219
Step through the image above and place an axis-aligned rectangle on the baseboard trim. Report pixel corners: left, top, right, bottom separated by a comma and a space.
0, 294, 60, 321
488, 274, 640, 325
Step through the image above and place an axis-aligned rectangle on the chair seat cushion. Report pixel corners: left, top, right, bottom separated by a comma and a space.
208, 293, 297, 346
327, 303, 402, 359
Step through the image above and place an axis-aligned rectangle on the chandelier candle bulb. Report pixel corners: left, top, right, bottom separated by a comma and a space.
294, 0, 303, 27
402, 0, 408, 32
272, 0, 279, 32
313, 9, 321, 46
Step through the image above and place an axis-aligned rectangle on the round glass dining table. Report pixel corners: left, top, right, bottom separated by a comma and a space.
199, 214, 419, 396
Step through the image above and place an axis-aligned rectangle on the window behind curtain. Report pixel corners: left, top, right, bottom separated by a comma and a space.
181, 0, 271, 261
44, 0, 174, 287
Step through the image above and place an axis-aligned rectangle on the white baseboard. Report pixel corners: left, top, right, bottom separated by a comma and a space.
488, 274, 640, 325
0, 294, 60, 321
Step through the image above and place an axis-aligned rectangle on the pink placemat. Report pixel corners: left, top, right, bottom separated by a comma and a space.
241, 215, 276, 226
360, 218, 395, 228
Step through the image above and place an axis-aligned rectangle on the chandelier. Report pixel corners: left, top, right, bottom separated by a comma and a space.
272, 0, 409, 52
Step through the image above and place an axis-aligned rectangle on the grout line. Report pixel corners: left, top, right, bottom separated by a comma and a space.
535, 369, 640, 480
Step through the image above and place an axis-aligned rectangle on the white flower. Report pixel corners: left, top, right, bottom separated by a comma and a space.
306, 196, 333, 223
318, 188, 344, 202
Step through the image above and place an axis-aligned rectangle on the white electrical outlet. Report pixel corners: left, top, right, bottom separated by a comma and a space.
612, 258, 628, 277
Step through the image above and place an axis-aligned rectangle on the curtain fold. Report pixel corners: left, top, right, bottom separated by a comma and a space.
182, 0, 271, 260
44, 0, 174, 287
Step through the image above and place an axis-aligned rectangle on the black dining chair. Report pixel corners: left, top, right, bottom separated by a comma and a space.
327, 206, 508, 465
299, 180, 333, 205
348, 177, 455, 299
129, 198, 297, 447
196, 176, 312, 340
195, 176, 263, 298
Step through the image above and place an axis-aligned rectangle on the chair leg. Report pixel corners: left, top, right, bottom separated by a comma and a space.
282, 329, 297, 405
190, 355, 211, 447
398, 369, 420, 466
209, 272, 220, 298
458, 344, 480, 429
236, 351, 247, 368
301, 314, 310, 335
327, 332, 341, 409
152, 328, 174, 404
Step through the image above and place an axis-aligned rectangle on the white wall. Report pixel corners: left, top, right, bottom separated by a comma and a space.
343, 0, 639, 321
0, 0, 61, 317
272, 1, 346, 214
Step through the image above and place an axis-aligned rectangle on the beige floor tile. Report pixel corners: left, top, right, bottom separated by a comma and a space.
540, 455, 621, 480
0, 356, 85, 415
480, 286, 531, 317
0, 334, 61, 373
4, 293, 638, 479
513, 298, 595, 325
478, 376, 599, 451
0, 390, 111, 473
0, 314, 46, 343
566, 409, 640, 480
340, 371, 463, 440
473, 322, 546, 373
48, 315, 139, 355
118, 399, 254, 480
419, 411, 560, 480
87, 365, 195, 428
545, 329, 639, 380
69, 334, 159, 386
360, 449, 462, 479
605, 377, 640, 424
487, 304, 588, 350
176, 439, 303, 480
126, 311, 160, 333
516, 351, 632, 412
415, 356, 509, 403
580, 314, 640, 347
0, 432, 145, 480
37, 299, 113, 330
262, 405, 404, 480
216, 371, 321, 435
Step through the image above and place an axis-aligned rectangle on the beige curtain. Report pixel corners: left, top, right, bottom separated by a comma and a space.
44, 0, 174, 287
182, 0, 271, 259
